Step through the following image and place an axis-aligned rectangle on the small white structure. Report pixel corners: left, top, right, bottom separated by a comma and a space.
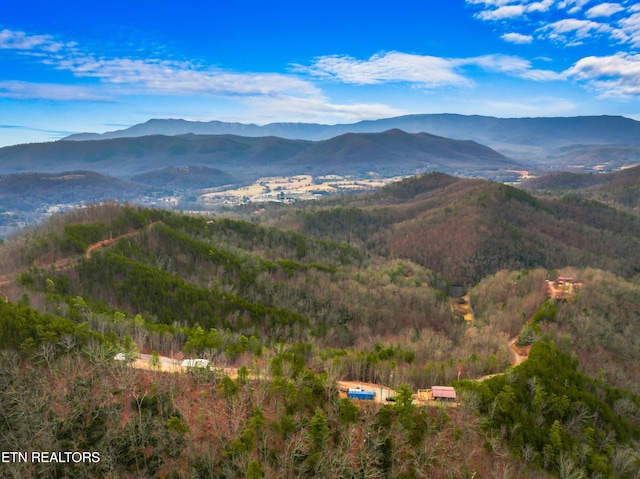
113, 352, 128, 361
181, 358, 210, 369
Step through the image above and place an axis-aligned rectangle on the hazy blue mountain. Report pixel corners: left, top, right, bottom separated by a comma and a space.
63, 114, 640, 160
131, 165, 238, 190
0, 171, 145, 211
0, 130, 519, 180
539, 144, 640, 169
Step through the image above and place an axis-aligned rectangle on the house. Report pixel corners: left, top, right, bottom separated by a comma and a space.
347, 387, 375, 400
181, 358, 210, 369
432, 386, 457, 401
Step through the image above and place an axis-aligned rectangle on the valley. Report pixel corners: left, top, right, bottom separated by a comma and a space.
1, 115, 640, 478
3, 114, 640, 241
5, 0, 640, 473
199, 174, 403, 206
1, 164, 640, 477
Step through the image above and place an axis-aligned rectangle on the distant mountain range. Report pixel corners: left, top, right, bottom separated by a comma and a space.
64, 113, 640, 160
2, 113, 640, 231
0, 129, 518, 179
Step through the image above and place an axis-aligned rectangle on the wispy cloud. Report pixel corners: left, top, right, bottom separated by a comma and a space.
303, 51, 561, 87
245, 95, 408, 124
0, 29, 319, 100
0, 80, 111, 101
464, 1, 640, 98
501, 32, 534, 44
558, 0, 592, 14
469, 0, 553, 20
586, 3, 625, 18
0, 28, 416, 125
527, 0, 554, 13
565, 52, 640, 97
299, 52, 473, 88
539, 18, 614, 45
620, 12, 640, 47
57, 56, 321, 97
477, 5, 526, 20
466, 0, 634, 48
0, 29, 70, 53
0, 123, 73, 136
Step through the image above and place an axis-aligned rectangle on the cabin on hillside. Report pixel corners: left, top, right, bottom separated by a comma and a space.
348, 387, 375, 400
181, 358, 210, 369
432, 386, 457, 402
546, 277, 583, 299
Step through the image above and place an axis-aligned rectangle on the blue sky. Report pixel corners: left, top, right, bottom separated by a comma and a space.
1, 0, 640, 146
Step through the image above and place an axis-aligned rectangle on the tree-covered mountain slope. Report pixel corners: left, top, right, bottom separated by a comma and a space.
0, 170, 146, 212
266, 172, 640, 284
521, 164, 640, 212
1, 190, 640, 477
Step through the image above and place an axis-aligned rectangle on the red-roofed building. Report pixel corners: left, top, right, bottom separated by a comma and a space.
432, 386, 457, 401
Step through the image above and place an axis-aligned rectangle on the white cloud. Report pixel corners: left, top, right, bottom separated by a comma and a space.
0, 80, 111, 101
0, 28, 320, 100
558, 0, 593, 14
540, 18, 613, 44
466, 0, 514, 5
467, 0, 635, 49
466, 0, 549, 7
458, 54, 563, 80
303, 52, 473, 88
304, 51, 563, 88
526, 0, 554, 13
245, 95, 408, 124
461, 54, 533, 73
0, 29, 68, 52
619, 12, 640, 47
477, 5, 526, 20
585, 2, 625, 18
501, 32, 534, 43
565, 52, 640, 96
468, 0, 560, 20
55, 56, 320, 97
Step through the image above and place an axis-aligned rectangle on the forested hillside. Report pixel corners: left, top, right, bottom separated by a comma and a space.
521, 165, 640, 212
268, 172, 640, 285
1, 189, 639, 477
